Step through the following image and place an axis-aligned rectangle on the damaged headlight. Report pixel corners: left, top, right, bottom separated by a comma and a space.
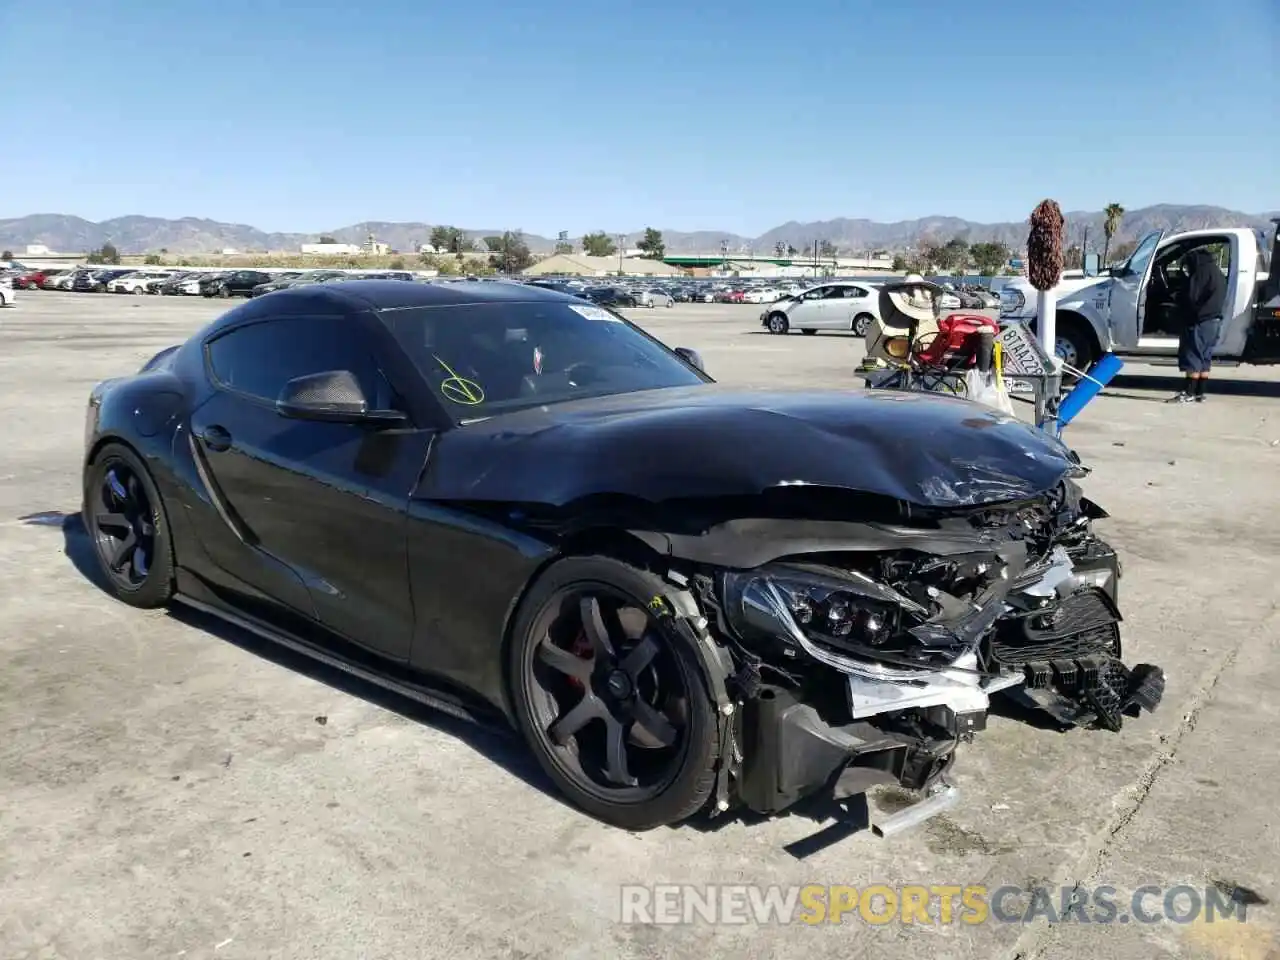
718, 563, 953, 670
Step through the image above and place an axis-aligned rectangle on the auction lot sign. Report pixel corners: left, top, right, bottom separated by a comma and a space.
618, 883, 1254, 926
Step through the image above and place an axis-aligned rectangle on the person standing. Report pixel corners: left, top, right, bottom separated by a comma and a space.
1167, 248, 1227, 403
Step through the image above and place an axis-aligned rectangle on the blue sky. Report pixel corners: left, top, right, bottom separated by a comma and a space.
1, 0, 1275, 236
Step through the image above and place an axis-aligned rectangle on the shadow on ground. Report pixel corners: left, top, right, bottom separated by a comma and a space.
1105, 373, 1280, 401
23, 509, 560, 810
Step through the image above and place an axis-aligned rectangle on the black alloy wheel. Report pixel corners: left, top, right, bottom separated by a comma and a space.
510, 556, 719, 830
84, 444, 175, 607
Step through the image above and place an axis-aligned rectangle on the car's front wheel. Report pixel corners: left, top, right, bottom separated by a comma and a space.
83, 443, 175, 608
852, 313, 874, 337
509, 555, 720, 831
767, 312, 789, 334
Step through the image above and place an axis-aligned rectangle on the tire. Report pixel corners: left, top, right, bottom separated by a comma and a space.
82, 443, 175, 609
852, 313, 874, 337
219, 286, 231, 298
508, 555, 720, 831
1054, 314, 1097, 377
95, 283, 107, 293
767, 312, 789, 334
801, 328, 817, 336
132, 286, 144, 295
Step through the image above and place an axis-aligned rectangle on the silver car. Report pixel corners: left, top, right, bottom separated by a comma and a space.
630, 287, 675, 308
759, 282, 881, 336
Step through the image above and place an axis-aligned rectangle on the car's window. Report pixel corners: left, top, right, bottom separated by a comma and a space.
1122, 231, 1162, 279
380, 301, 708, 422
207, 316, 394, 407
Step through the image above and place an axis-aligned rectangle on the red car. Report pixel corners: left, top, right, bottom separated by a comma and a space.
13, 270, 50, 290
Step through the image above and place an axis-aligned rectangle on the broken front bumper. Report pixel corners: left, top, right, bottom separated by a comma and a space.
727, 534, 1163, 822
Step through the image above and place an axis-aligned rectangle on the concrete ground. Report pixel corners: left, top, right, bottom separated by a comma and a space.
1, 291, 1278, 960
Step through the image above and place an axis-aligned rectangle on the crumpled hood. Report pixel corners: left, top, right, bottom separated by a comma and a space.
419, 385, 1084, 509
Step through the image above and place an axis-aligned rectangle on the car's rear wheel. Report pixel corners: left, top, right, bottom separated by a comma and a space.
767, 312, 789, 334
83, 443, 175, 608
509, 556, 719, 831
852, 313, 874, 337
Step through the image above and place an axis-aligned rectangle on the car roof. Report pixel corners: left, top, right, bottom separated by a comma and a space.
201, 279, 583, 337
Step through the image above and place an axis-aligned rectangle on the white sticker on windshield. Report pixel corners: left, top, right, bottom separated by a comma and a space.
569, 304, 622, 322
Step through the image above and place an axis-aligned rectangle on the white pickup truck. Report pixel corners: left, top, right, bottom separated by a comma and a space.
998, 222, 1279, 371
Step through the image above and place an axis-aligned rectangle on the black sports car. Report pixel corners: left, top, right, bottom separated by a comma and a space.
82, 280, 1162, 834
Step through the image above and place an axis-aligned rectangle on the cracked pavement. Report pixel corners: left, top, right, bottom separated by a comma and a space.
1, 293, 1277, 959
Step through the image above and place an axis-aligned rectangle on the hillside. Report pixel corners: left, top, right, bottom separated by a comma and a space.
1, 205, 1272, 257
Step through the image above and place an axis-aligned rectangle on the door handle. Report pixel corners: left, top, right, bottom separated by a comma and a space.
200, 424, 232, 452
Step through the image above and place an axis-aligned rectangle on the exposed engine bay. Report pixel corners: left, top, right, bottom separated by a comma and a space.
606, 478, 1166, 825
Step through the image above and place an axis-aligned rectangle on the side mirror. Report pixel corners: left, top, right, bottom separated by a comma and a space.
276, 370, 407, 425
674, 347, 707, 374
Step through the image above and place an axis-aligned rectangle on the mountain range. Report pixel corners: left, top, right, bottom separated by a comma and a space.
1, 205, 1274, 257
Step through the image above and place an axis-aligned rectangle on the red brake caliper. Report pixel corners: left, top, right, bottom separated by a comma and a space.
565, 629, 594, 690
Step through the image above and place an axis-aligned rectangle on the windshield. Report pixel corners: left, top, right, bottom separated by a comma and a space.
380, 301, 708, 422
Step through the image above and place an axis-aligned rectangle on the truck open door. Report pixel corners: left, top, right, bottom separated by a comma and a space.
1107, 230, 1163, 350
1243, 219, 1280, 364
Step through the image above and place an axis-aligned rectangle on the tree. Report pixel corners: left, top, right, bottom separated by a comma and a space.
818, 239, 838, 259
1111, 239, 1138, 263
637, 227, 665, 260
554, 231, 573, 255
1063, 245, 1083, 270
891, 254, 907, 272
87, 242, 121, 265
970, 241, 1010, 277
943, 237, 969, 273
581, 231, 616, 257
483, 236, 504, 253
319, 235, 337, 244
1, 250, 12, 260
429, 225, 467, 255
388, 258, 406, 270
144, 254, 163, 265
1102, 203, 1125, 267
785, 244, 798, 257
488, 230, 534, 274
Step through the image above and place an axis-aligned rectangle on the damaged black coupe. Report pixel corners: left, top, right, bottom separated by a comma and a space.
83, 281, 1164, 834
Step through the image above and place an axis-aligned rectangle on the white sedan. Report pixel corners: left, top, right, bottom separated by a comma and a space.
107, 270, 176, 294
0, 279, 16, 307
759, 282, 882, 336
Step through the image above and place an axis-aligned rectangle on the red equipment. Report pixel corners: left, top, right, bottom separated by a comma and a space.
913, 313, 999, 367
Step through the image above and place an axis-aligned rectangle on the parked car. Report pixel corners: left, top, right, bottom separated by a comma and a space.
250, 270, 346, 296
629, 288, 674, 308
81, 279, 1162, 835
760, 282, 882, 336
201, 270, 273, 299
108, 270, 176, 294
582, 286, 637, 307
73, 269, 134, 293
12, 270, 53, 290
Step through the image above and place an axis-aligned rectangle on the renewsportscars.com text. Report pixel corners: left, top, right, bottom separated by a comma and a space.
618, 884, 1252, 926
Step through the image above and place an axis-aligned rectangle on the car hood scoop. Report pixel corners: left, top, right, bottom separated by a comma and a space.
419, 385, 1084, 509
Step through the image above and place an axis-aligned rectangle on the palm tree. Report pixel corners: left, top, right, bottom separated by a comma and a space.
1102, 203, 1125, 266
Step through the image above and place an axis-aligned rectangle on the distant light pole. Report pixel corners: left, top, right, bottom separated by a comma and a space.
720, 239, 729, 275
617, 235, 625, 276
